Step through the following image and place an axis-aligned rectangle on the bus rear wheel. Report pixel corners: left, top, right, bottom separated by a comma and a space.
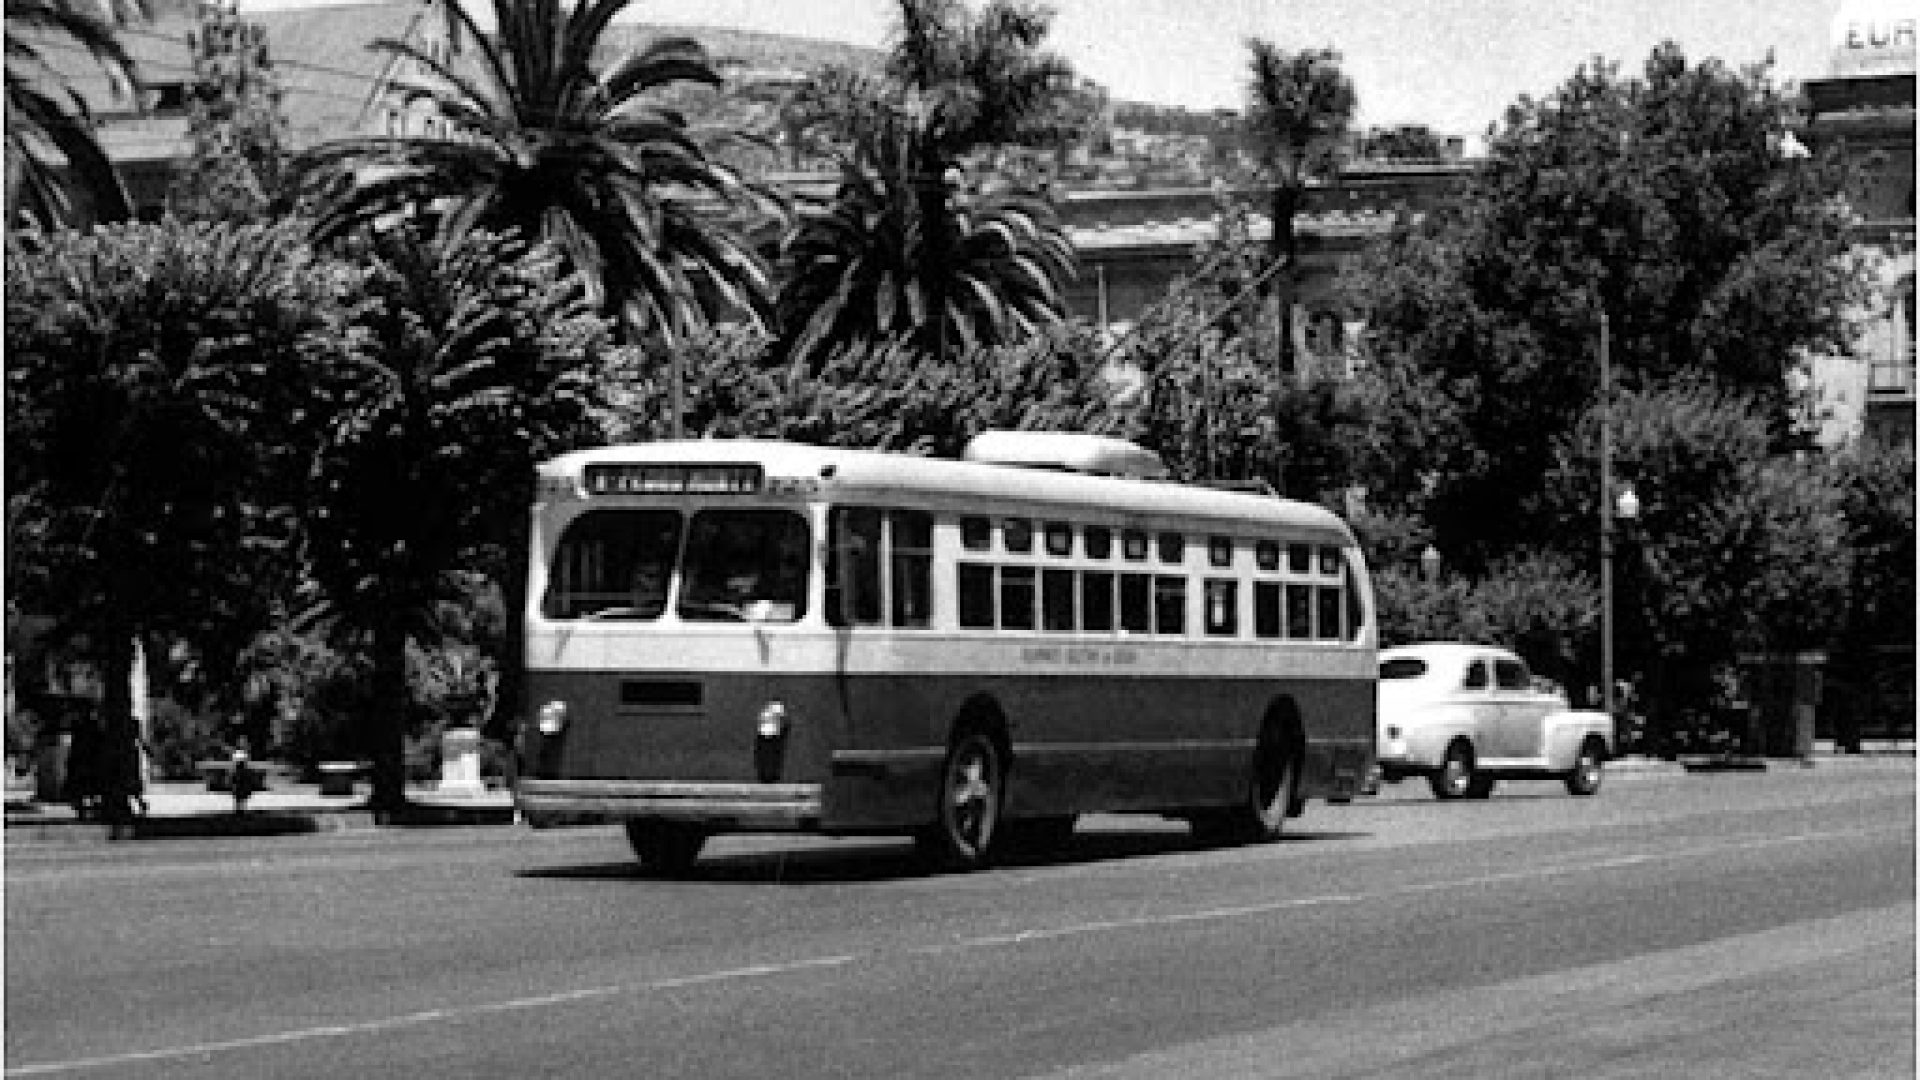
626, 820, 707, 874
916, 729, 1004, 872
1194, 735, 1298, 845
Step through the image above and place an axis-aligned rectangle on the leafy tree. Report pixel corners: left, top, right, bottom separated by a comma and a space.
5, 220, 336, 827
606, 322, 1127, 456
778, 0, 1081, 367
5, 0, 147, 229
166, 0, 290, 223
1242, 39, 1355, 377
1822, 438, 1914, 742
1125, 195, 1361, 499
1346, 43, 1866, 569
299, 226, 609, 810
295, 0, 779, 436
1540, 378, 1853, 727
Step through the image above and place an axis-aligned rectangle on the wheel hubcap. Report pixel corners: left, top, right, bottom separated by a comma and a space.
950, 749, 995, 849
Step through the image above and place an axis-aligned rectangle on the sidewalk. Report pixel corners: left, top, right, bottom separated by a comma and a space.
5, 775, 517, 845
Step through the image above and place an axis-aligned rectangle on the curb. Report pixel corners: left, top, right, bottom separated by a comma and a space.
5, 802, 518, 846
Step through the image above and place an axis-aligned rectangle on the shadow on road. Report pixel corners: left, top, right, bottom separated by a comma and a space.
517, 826, 1369, 885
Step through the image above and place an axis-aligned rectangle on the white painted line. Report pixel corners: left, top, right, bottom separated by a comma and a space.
3, 954, 856, 1078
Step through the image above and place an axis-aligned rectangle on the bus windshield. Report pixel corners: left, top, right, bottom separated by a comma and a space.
678, 508, 810, 622
542, 508, 683, 620
543, 507, 811, 623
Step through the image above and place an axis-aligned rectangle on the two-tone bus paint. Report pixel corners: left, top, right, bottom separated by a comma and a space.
514, 437, 1377, 871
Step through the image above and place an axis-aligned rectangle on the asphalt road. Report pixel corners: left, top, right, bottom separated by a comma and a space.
6, 767, 1914, 1079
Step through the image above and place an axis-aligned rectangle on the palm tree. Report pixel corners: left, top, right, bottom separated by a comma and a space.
777, 0, 1083, 367
300, 225, 607, 811
777, 77, 1075, 368
296, 0, 779, 432
5, 0, 147, 229
1243, 39, 1355, 378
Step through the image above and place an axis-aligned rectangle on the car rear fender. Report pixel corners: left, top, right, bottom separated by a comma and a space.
1543, 710, 1613, 769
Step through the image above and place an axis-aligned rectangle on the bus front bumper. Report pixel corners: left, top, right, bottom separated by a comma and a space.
516, 779, 824, 831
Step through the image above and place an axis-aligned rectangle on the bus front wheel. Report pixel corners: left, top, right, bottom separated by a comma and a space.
626, 820, 707, 874
916, 728, 1004, 872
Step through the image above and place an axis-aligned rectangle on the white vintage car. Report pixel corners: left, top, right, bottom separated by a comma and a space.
1375, 642, 1613, 799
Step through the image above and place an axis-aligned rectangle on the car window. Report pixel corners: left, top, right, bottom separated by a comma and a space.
1380, 657, 1427, 680
1494, 658, 1531, 691
1463, 660, 1490, 690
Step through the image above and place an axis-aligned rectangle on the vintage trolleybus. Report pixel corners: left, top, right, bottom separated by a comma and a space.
515, 432, 1377, 871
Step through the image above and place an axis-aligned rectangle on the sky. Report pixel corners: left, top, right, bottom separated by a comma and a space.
238, 0, 1844, 137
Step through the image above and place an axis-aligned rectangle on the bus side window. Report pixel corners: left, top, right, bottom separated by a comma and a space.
1119, 573, 1150, 633
1154, 575, 1187, 635
829, 507, 883, 626
958, 564, 995, 628
1083, 571, 1115, 632
1254, 581, 1282, 638
1205, 579, 1238, 636
1343, 558, 1365, 641
1284, 582, 1314, 639
1042, 568, 1075, 631
890, 509, 933, 628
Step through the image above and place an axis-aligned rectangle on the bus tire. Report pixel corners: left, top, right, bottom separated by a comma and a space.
1431, 740, 1475, 801
1238, 731, 1299, 843
625, 820, 707, 874
1565, 736, 1605, 797
916, 727, 1005, 872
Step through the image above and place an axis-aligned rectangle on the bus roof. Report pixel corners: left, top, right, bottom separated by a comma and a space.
541, 439, 1357, 543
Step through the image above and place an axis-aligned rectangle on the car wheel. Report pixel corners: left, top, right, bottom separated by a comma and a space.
626, 820, 707, 873
1430, 742, 1475, 801
916, 728, 1004, 871
1565, 737, 1605, 796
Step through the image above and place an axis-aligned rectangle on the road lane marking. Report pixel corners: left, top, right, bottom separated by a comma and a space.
2, 954, 856, 1078
5, 823, 1899, 1077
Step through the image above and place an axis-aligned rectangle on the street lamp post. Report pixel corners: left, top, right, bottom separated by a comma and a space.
1599, 310, 1640, 720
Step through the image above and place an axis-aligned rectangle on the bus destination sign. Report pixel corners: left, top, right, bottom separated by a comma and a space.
584, 462, 763, 496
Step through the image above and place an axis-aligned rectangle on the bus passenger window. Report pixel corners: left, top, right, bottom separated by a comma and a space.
961, 516, 992, 551
1205, 579, 1238, 636
1154, 575, 1187, 635
1122, 530, 1148, 561
1083, 571, 1115, 632
1044, 522, 1073, 557
958, 564, 995, 628
1288, 544, 1312, 575
1343, 560, 1365, 641
1316, 585, 1343, 640
1254, 581, 1282, 638
1120, 573, 1150, 633
1317, 546, 1341, 576
1255, 540, 1280, 571
891, 509, 933, 628
1157, 532, 1184, 564
1284, 582, 1314, 639
1208, 537, 1233, 567
1000, 566, 1036, 629
827, 507, 883, 626
1042, 568, 1075, 631
1003, 518, 1033, 553
1085, 526, 1112, 560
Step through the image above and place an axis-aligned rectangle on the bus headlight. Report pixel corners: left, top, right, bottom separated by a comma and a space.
537, 700, 569, 736
756, 700, 788, 740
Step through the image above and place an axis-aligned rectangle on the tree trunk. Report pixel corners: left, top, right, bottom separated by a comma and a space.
1269, 183, 1300, 380
367, 617, 410, 814
95, 623, 144, 839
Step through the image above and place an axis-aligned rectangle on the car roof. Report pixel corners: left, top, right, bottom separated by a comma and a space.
1380, 641, 1521, 672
